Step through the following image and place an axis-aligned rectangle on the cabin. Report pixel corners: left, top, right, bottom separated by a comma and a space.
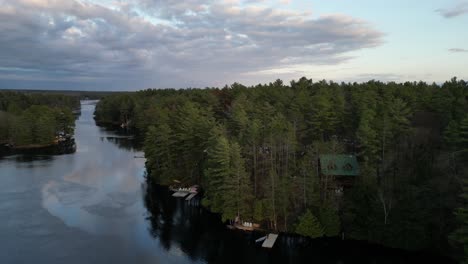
319, 154, 359, 195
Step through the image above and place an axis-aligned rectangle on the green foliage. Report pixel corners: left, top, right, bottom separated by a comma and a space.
451, 179, 468, 263
295, 210, 324, 238
253, 200, 265, 222
94, 77, 468, 257
203, 131, 231, 214
319, 204, 341, 237
444, 121, 460, 150
144, 124, 174, 185
460, 115, 468, 153
221, 142, 253, 221
0, 91, 77, 147
356, 109, 379, 162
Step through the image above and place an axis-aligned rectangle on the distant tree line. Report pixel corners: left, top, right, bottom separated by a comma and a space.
2, 89, 122, 100
94, 77, 467, 261
0, 91, 78, 147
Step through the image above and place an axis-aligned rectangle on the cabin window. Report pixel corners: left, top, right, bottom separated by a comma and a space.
343, 163, 353, 171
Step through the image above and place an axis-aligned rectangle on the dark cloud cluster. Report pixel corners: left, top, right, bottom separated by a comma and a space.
449, 48, 468, 53
436, 2, 468, 18
0, 0, 383, 89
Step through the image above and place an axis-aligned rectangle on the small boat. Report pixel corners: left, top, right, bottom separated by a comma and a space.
255, 236, 267, 243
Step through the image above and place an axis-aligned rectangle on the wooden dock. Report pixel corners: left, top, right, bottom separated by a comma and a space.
185, 193, 197, 201
172, 191, 189, 198
228, 224, 254, 231
262, 234, 278, 248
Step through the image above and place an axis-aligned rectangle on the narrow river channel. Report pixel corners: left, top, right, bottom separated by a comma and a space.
0, 101, 452, 264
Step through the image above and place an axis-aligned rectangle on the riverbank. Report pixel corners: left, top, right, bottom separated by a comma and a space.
143, 181, 457, 263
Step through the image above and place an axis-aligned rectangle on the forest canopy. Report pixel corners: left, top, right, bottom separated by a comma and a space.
94, 77, 468, 260
0, 91, 79, 147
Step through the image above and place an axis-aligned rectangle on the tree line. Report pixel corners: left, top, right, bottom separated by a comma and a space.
94, 77, 467, 261
0, 91, 78, 147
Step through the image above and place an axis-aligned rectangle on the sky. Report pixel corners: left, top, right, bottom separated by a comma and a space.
0, 0, 467, 90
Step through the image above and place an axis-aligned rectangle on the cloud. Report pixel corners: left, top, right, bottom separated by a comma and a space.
436, 2, 468, 18
0, 0, 383, 89
449, 48, 468, 53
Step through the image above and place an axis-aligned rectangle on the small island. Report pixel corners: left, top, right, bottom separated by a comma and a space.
0, 91, 79, 155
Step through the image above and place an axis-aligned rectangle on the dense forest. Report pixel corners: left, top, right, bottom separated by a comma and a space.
94, 77, 467, 261
0, 91, 78, 147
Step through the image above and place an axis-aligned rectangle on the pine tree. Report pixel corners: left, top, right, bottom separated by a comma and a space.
460, 115, 468, 155
356, 109, 379, 163
444, 121, 460, 150
319, 204, 340, 237
451, 179, 468, 264
144, 124, 174, 184
221, 142, 253, 221
295, 210, 324, 238
36, 113, 56, 145
203, 131, 231, 214
451, 115, 468, 262
10, 115, 33, 145
308, 89, 340, 140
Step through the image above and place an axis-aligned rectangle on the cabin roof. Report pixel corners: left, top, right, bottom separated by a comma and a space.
319, 154, 359, 176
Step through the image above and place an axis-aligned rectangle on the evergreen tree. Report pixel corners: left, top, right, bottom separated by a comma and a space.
144, 124, 175, 184
221, 142, 253, 221
93, 77, 468, 257
451, 179, 468, 264
36, 113, 56, 145
356, 109, 379, 163
460, 115, 468, 155
295, 210, 324, 238
444, 121, 460, 150
203, 130, 231, 214
319, 204, 341, 237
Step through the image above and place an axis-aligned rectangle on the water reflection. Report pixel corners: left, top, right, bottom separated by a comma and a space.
143, 183, 456, 264
41, 102, 147, 236
103, 136, 138, 151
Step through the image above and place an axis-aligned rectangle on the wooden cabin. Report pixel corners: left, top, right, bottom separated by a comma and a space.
319, 154, 359, 196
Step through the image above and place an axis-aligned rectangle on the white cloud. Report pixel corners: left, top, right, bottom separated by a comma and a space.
449, 48, 468, 53
0, 0, 383, 89
436, 2, 468, 18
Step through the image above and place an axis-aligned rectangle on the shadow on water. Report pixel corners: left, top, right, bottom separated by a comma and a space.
6, 154, 55, 163
143, 183, 456, 264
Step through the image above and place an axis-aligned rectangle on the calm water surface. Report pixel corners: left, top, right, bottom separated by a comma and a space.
0, 101, 453, 264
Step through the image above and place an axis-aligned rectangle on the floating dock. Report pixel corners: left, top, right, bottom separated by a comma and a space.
262, 234, 278, 248
172, 191, 189, 198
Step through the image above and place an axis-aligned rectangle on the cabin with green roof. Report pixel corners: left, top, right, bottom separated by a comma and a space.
319, 154, 359, 177
319, 154, 359, 196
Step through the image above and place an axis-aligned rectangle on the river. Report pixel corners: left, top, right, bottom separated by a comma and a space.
0, 101, 452, 263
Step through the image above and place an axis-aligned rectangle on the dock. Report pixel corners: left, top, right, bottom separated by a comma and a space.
172, 191, 189, 198
171, 185, 199, 201
185, 193, 197, 201
261, 234, 278, 248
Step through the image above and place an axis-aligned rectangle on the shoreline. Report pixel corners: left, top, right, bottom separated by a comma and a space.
104, 122, 458, 262
0, 138, 76, 156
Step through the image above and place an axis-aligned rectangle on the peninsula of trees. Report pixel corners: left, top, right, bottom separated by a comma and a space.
0, 91, 78, 148
94, 77, 467, 261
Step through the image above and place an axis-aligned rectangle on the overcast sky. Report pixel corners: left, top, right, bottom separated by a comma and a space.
0, 0, 467, 90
